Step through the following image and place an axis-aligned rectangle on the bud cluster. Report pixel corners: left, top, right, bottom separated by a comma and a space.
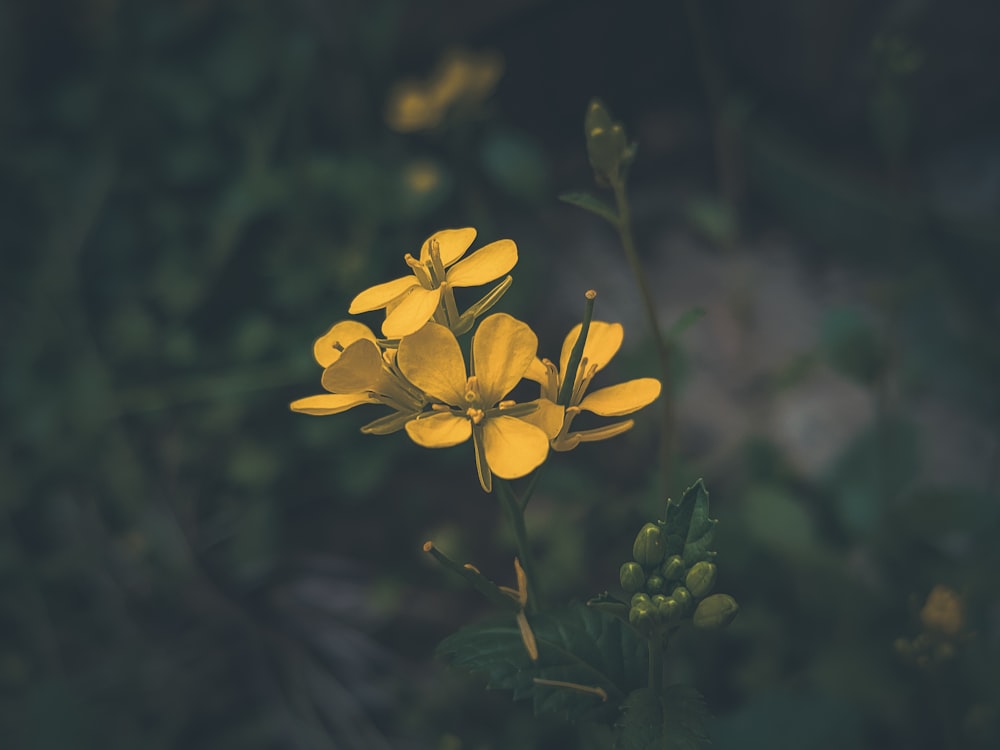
618, 521, 737, 636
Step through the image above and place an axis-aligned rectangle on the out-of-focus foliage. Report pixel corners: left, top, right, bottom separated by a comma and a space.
2, 0, 999, 749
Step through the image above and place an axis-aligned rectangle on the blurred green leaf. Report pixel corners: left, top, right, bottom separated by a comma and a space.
820, 307, 886, 384
743, 485, 817, 557
559, 191, 618, 225
480, 130, 550, 202
825, 417, 919, 535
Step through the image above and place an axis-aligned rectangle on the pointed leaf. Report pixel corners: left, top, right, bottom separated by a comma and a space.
437, 603, 646, 724
559, 191, 619, 225
662, 479, 717, 563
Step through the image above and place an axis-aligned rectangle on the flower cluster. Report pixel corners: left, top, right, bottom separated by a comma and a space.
291, 227, 661, 492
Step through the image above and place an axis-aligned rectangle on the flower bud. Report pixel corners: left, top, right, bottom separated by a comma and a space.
620, 561, 646, 593
692, 593, 740, 629
584, 99, 626, 185
661, 555, 685, 581
655, 595, 681, 625
670, 585, 693, 614
632, 523, 665, 568
630, 592, 651, 609
684, 561, 717, 599
629, 601, 655, 633
645, 574, 666, 595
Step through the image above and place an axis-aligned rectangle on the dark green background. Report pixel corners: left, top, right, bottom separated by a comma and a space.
2, 1, 998, 748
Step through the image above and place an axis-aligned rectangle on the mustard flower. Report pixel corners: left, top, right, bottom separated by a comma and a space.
396, 313, 562, 492
385, 48, 504, 133
524, 321, 661, 451
289, 320, 426, 434
349, 227, 516, 339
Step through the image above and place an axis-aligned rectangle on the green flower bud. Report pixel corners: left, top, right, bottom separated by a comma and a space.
655, 595, 681, 625
646, 574, 666, 594
620, 561, 646, 593
651, 594, 669, 608
671, 585, 693, 614
584, 99, 614, 134
629, 602, 655, 633
630, 592, 651, 609
584, 99, 626, 185
632, 523, 666, 568
661, 555, 685, 581
685, 561, 717, 599
692, 593, 740, 629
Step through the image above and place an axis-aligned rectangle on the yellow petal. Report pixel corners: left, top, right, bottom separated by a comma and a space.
420, 227, 477, 267
523, 357, 548, 385
320, 339, 383, 392
397, 321, 468, 405
349, 276, 419, 314
517, 398, 565, 439
313, 321, 377, 367
445, 239, 517, 287
579, 378, 661, 416
382, 286, 442, 338
555, 420, 635, 451
290, 393, 376, 415
482, 415, 549, 479
472, 313, 537, 405
405, 411, 472, 447
559, 321, 624, 375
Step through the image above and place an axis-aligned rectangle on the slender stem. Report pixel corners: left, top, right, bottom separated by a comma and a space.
611, 179, 675, 492
496, 478, 540, 613
647, 638, 663, 693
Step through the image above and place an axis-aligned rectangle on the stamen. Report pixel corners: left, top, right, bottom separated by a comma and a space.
497, 400, 516, 410
466, 407, 485, 424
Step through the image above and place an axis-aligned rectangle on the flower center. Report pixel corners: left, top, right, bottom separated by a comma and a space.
465, 407, 485, 424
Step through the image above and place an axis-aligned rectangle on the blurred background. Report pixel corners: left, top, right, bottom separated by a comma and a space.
2, 0, 999, 748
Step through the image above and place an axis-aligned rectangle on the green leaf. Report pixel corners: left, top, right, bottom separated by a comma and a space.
663, 479, 717, 563
559, 191, 619, 225
437, 603, 646, 723
616, 686, 711, 750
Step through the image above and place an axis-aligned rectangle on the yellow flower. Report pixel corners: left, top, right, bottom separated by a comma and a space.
349, 227, 516, 339
524, 321, 661, 451
385, 48, 504, 133
396, 313, 562, 492
289, 320, 425, 434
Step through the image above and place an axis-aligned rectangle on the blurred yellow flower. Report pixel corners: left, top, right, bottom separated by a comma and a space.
523, 321, 661, 451
289, 320, 425, 434
349, 227, 516, 339
919, 584, 964, 637
386, 48, 504, 133
396, 313, 562, 492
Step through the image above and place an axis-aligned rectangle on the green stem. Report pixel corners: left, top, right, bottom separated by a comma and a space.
496, 478, 540, 613
611, 179, 675, 492
647, 637, 663, 693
